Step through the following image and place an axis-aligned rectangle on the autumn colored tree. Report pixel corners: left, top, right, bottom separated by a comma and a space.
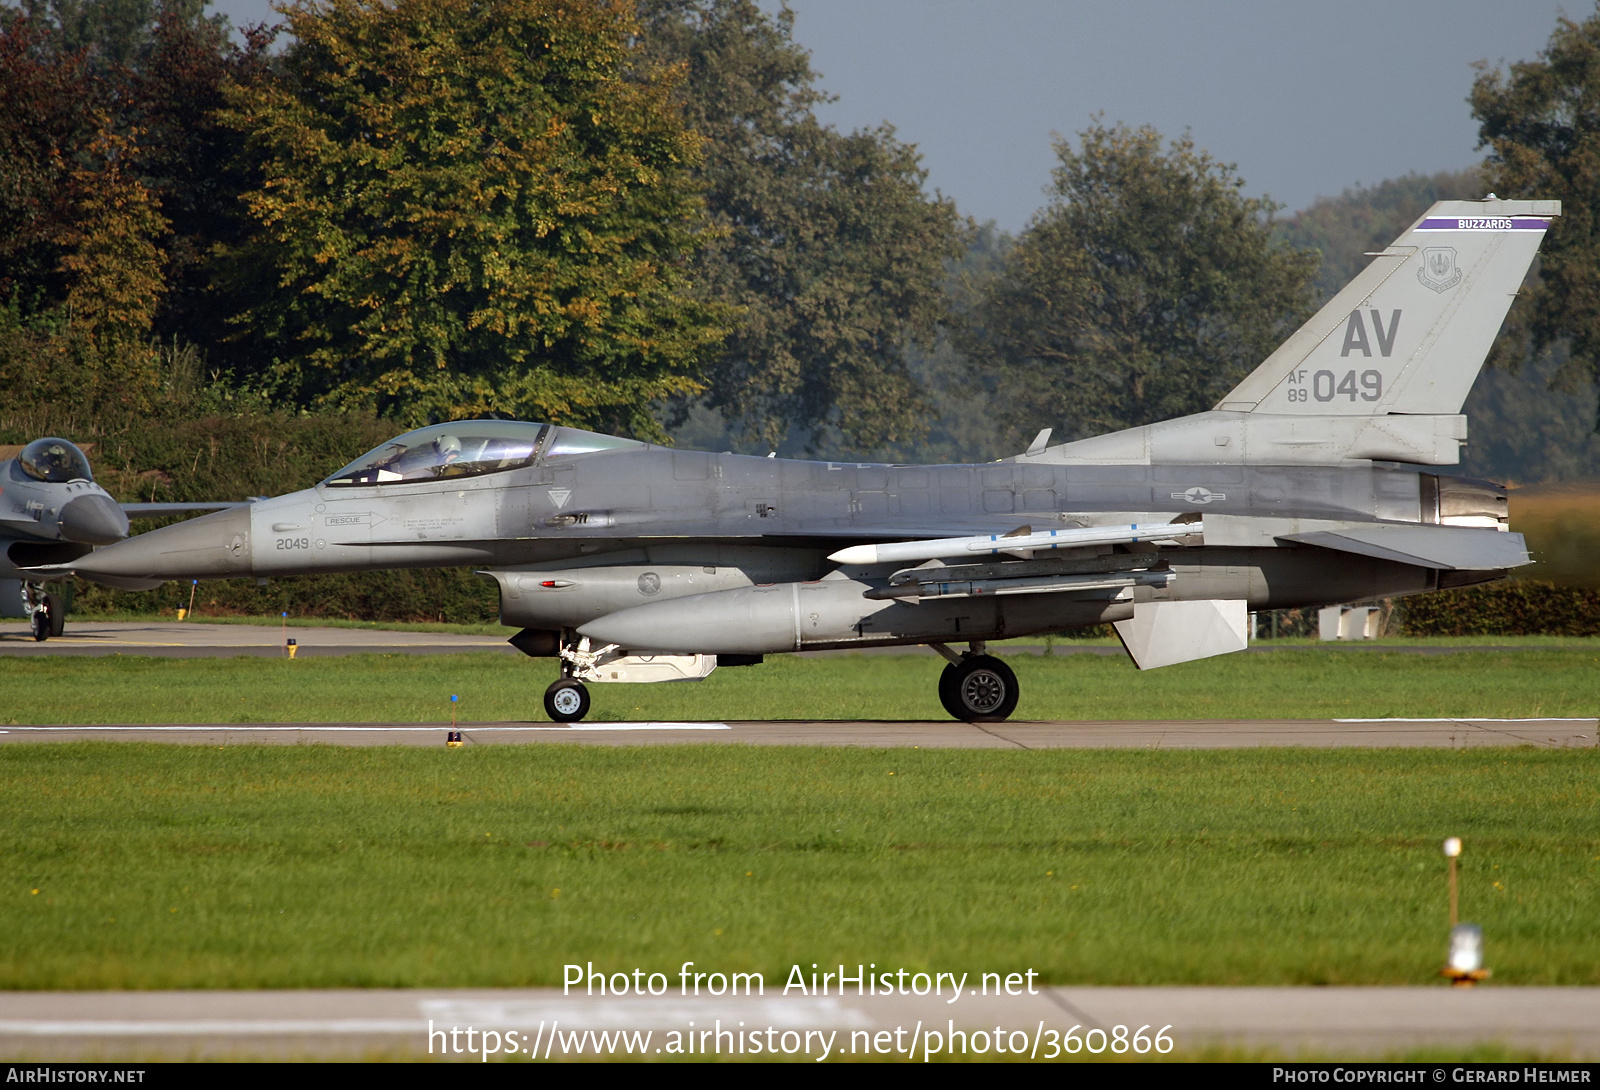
0, 2, 267, 359
55, 123, 167, 341
1471, 9, 1600, 419
220, 0, 726, 436
0, 8, 105, 314
965, 122, 1318, 442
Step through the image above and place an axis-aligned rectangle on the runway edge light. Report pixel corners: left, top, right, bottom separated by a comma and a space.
1441, 837, 1490, 987
447, 694, 462, 746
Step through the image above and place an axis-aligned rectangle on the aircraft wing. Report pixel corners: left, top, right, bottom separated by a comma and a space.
1279, 525, 1529, 570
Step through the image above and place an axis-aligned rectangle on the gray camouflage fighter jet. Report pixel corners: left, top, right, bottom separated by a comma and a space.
1, 438, 240, 639
49, 197, 1557, 719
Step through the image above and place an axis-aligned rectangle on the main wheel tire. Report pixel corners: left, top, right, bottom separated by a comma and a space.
938, 655, 1019, 722
46, 592, 65, 637
543, 679, 591, 723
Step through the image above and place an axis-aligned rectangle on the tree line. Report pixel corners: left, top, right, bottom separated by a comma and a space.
2, 0, 1597, 512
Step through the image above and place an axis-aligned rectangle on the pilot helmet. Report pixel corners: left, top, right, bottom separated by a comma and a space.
434, 434, 462, 460
19, 437, 91, 483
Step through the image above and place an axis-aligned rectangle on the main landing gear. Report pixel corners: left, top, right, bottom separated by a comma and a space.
930, 642, 1019, 722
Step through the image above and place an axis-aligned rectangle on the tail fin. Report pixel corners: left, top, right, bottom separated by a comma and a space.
1218, 197, 1560, 416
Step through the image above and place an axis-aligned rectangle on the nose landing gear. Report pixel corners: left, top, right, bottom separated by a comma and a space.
543, 678, 591, 722
22, 583, 65, 642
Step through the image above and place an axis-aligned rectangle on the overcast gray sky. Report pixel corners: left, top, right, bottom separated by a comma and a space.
213, 0, 1583, 231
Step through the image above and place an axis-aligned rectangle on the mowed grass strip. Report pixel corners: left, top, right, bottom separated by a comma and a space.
4, 646, 1598, 723
3, 744, 1596, 989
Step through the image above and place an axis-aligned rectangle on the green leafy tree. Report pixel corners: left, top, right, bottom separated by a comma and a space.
134, 5, 275, 352
1471, 8, 1600, 419
221, 0, 726, 436
965, 122, 1318, 444
15, 0, 159, 68
638, 0, 964, 453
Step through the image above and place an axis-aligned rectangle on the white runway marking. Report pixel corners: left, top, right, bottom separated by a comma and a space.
518, 723, 731, 731
3, 723, 731, 732
1334, 717, 1595, 722
0, 1020, 422, 1036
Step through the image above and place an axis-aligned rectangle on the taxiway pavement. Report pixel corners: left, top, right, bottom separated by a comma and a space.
0, 620, 514, 657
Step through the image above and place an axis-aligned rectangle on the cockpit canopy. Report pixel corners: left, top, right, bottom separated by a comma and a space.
18, 438, 93, 483
321, 421, 646, 487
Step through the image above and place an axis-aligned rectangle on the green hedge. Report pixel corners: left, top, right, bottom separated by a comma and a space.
69, 568, 502, 625
72, 577, 1598, 635
1397, 581, 1600, 637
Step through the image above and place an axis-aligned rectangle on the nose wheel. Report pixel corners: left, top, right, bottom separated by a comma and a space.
23, 584, 64, 642
543, 678, 591, 722
937, 653, 1019, 722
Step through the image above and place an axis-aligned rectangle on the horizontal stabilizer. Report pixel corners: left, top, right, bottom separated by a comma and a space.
1281, 525, 1528, 570
1113, 599, 1249, 670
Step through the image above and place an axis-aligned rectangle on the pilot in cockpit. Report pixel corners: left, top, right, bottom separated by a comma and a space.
364, 434, 464, 481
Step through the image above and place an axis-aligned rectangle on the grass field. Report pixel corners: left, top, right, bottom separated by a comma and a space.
2, 645, 1596, 723
3, 743, 1596, 990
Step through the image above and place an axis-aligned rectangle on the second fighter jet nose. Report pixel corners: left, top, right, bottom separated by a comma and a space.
69, 504, 254, 580
58, 493, 130, 545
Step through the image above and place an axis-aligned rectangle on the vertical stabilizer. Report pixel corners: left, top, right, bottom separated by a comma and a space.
1217, 198, 1559, 416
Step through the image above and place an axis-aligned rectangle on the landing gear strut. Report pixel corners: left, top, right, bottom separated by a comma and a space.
931, 642, 1019, 722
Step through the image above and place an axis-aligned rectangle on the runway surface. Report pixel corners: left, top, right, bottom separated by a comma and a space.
2, 986, 1596, 1059
3, 718, 1593, 748
0, 619, 515, 657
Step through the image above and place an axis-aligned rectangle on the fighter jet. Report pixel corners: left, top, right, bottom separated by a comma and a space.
52, 197, 1557, 719
1, 437, 244, 639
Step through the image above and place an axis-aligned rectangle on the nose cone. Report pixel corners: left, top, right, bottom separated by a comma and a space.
58, 493, 131, 545
70, 505, 253, 580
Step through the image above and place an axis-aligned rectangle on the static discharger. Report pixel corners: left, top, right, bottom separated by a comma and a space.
1441, 836, 1490, 987
827, 520, 1203, 567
